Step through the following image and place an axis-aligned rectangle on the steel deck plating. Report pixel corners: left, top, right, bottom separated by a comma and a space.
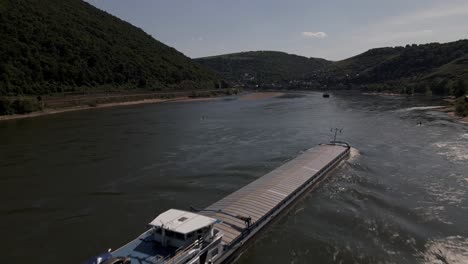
200, 143, 350, 249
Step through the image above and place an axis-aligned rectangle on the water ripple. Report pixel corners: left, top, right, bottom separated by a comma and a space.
418, 236, 468, 264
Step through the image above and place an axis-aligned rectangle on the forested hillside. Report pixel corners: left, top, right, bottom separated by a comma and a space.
325, 40, 468, 95
0, 0, 223, 96
198, 40, 468, 96
195, 51, 330, 87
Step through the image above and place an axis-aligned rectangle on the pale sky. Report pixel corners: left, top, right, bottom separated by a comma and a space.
86, 0, 468, 61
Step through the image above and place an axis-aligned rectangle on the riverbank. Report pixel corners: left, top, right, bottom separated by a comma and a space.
239, 92, 284, 100
0, 93, 228, 121
0, 91, 287, 121
436, 106, 468, 123
362, 92, 468, 124
433, 97, 468, 124
362, 92, 406, 96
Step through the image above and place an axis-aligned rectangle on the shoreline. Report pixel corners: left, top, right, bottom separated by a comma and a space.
239, 92, 284, 100
435, 106, 468, 124
0, 96, 219, 121
3, 91, 465, 124
363, 93, 467, 124
0, 91, 284, 121
362, 92, 408, 96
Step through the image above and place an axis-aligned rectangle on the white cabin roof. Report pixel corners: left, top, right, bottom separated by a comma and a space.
149, 209, 217, 234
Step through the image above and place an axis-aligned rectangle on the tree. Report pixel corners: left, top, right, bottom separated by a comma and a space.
431, 78, 448, 96
453, 79, 467, 98
0, 0, 221, 96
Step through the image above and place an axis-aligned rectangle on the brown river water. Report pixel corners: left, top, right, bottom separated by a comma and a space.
1, 92, 467, 264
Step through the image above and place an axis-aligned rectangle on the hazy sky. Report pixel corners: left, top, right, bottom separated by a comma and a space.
87, 0, 468, 60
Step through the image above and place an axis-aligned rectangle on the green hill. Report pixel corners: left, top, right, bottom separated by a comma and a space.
331, 47, 402, 75
0, 0, 224, 96
327, 40, 468, 94
198, 40, 468, 95
195, 51, 331, 87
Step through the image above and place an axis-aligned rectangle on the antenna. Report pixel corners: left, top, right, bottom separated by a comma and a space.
330, 128, 343, 142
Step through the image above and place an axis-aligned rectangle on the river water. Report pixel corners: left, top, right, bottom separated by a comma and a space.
1, 92, 467, 264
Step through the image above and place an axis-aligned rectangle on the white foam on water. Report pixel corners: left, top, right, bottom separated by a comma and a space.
414, 205, 452, 225
432, 133, 468, 162
414, 171, 466, 224
426, 181, 465, 205
433, 142, 468, 162
348, 147, 360, 163
398, 106, 444, 112
418, 236, 468, 264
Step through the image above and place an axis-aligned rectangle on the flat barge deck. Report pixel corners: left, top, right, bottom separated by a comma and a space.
200, 142, 350, 263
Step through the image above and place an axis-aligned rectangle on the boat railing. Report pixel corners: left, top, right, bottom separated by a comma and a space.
163, 238, 203, 264
323, 140, 351, 149
164, 233, 223, 264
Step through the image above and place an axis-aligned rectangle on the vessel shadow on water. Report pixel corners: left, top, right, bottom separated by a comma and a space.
85, 142, 351, 264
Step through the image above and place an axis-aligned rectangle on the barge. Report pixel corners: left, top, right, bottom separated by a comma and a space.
86, 141, 350, 264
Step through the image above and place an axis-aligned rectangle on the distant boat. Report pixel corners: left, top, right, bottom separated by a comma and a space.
323, 93, 330, 98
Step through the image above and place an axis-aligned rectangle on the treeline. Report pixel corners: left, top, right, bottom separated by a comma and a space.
0, 0, 225, 96
195, 51, 330, 86
198, 40, 468, 97
326, 40, 468, 96
0, 97, 42, 115
454, 96, 468, 117
0, 88, 242, 115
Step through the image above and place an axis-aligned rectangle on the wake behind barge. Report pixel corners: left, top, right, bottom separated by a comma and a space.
86, 142, 350, 264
